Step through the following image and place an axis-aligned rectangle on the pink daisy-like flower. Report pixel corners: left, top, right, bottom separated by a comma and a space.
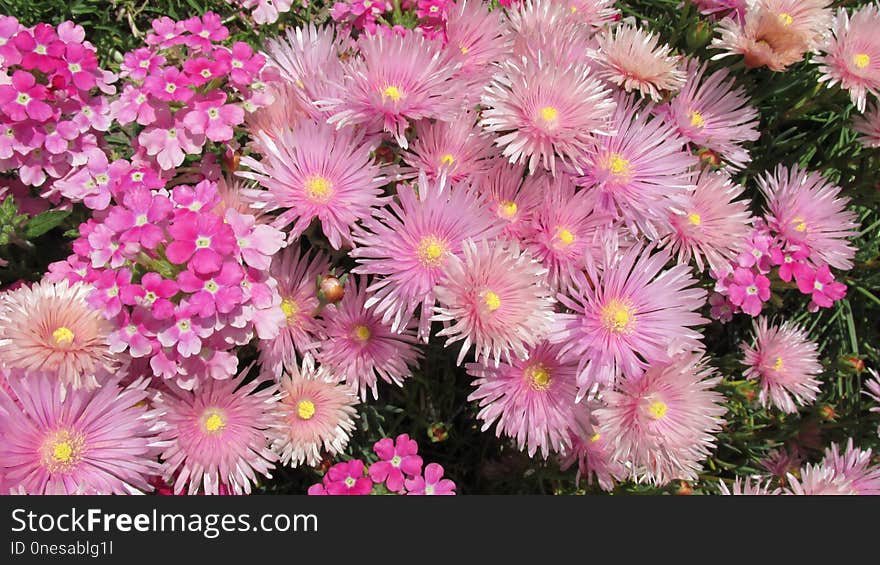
663, 170, 754, 272
401, 110, 495, 184
559, 402, 626, 491
368, 434, 423, 493
758, 165, 860, 270
522, 173, 613, 292
659, 58, 759, 169
741, 317, 822, 413
0, 280, 115, 392
476, 160, 542, 240
271, 360, 359, 468
718, 477, 780, 495
351, 174, 502, 341
555, 0, 618, 30
821, 439, 880, 495
466, 342, 578, 458
259, 246, 330, 378
155, 372, 280, 495
442, 0, 510, 89
480, 51, 614, 175
434, 239, 557, 366
593, 23, 686, 101
239, 119, 389, 249
712, 5, 815, 72
505, 0, 594, 67
854, 102, 880, 148
816, 4, 880, 112
0, 371, 160, 495
595, 352, 727, 486
315, 275, 421, 400
784, 462, 856, 495
576, 94, 697, 239
405, 462, 456, 495
550, 243, 707, 396
322, 32, 459, 149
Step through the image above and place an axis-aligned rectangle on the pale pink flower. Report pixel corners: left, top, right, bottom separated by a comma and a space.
821, 439, 880, 495
401, 110, 495, 184
816, 4, 880, 112
854, 102, 880, 148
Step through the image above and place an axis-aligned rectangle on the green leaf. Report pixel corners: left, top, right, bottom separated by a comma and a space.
24, 210, 71, 239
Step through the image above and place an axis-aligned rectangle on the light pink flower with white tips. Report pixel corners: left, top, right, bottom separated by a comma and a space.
758, 164, 859, 270
505, 0, 594, 67
663, 170, 754, 272
401, 110, 495, 184
481, 51, 614, 175
595, 352, 727, 486
550, 243, 707, 396
315, 275, 422, 400
718, 477, 780, 495
476, 160, 542, 240
854, 102, 880, 148
466, 342, 578, 459
239, 119, 389, 250
258, 246, 330, 379
576, 94, 697, 239
0, 279, 115, 393
322, 32, 459, 149
659, 58, 760, 169
784, 462, 857, 495
271, 360, 359, 468
740, 317, 822, 414
559, 401, 627, 491
155, 371, 280, 496
351, 174, 503, 341
442, 0, 511, 94
433, 238, 557, 366
593, 23, 686, 101
557, 0, 619, 31
821, 439, 880, 495
816, 4, 880, 112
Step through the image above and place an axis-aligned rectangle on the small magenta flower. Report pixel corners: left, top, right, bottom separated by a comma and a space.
144, 66, 194, 103
795, 264, 847, 309
770, 245, 810, 283
140, 272, 178, 320
737, 229, 774, 273
325, 460, 373, 495
137, 112, 205, 171
165, 210, 237, 275
104, 187, 172, 249
727, 267, 770, 316
369, 434, 423, 493
708, 293, 734, 323
405, 463, 456, 495
177, 261, 245, 317
0, 70, 53, 122
157, 302, 213, 357
182, 92, 245, 143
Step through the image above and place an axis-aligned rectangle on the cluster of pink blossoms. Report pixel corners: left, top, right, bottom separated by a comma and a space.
0, 17, 114, 194
0, 0, 875, 497
308, 434, 456, 495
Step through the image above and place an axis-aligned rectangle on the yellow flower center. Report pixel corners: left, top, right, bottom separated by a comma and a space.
204, 412, 225, 433
792, 217, 807, 232
498, 200, 518, 219
525, 363, 552, 391
382, 85, 402, 102
854, 53, 870, 69
483, 290, 501, 312
778, 13, 793, 26
297, 399, 316, 420
353, 325, 371, 341
460, 45, 469, 54
41, 430, 85, 473
605, 153, 631, 179
689, 110, 705, 128
280, 298, 299, 320
52, 326, 75, 345
688, 212, 702, 226
773, 357, 784, 371
555, 227, 575, 246
570, 5, 578, 14
440, 153, 455, 166
539, 106, 559, 123
600, 299, 635, 334
590, 432, 601, 443
416, 235, 448, 267
647, 400, 668, 420
304, 175, 333, 204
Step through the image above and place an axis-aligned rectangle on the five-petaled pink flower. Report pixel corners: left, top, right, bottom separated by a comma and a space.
369, 434, 424, 493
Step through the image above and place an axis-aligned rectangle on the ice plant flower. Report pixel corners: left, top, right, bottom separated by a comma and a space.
481, 52, 614, 175
351, 174, 502, 341
816, 4, 880, 112
854, 102, 880, 148
663, 170, 753, 272
560, 402, 627, 492
593, 23, 686, 101
433, 238, 556, 366
442, 0, 511, 89
784, 463, 856, 495
0, 372, 160, 495
271, 361, 359, 468
740, 317, 822, 413
550, 243, 707, 395
401, 111, 495, 184
758, 164, 859, 270
476, 160, 542, 240
821, 439, 880, 495
718, 477, 779, 495
368, 434, 423, 493
0, 280, 115, 392
155, 373, 280, 496
239, 119, 388, 249
594, 352, 727, 486
404, 462, 456, 495
466, 342, 578, 458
